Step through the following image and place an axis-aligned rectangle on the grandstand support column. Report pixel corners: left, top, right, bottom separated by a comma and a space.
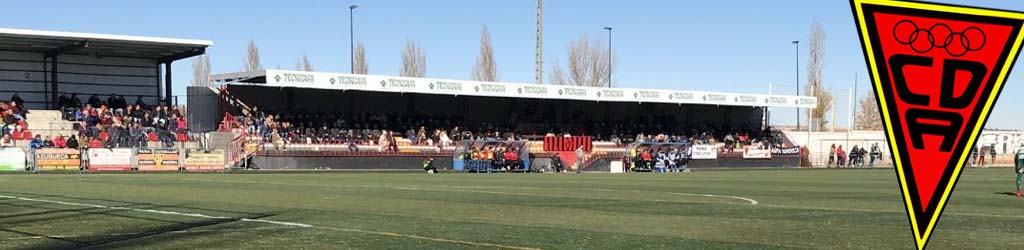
42, 56, 49, 109
44, 40, 87, 109
49, 56, 58, 110
164, 62, 173, 106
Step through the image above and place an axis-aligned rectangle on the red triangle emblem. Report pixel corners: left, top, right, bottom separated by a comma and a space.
851, 0, 1024, 249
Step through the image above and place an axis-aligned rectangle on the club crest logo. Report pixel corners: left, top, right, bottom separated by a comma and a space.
851, 0, 1024, 249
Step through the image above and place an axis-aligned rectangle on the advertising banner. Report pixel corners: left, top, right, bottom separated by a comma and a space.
35, 148, 81, 170
770, 146, 802, 156
183, 149, 225, 171
0, 148, 26, 171
691, 145, 718, 160
261, 69, 817, 108
87, 148, 133, 171
742, 146, 772, 159
137, 148, 180, 171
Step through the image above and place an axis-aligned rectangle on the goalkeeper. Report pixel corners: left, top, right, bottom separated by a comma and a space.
423, 158, 438, 174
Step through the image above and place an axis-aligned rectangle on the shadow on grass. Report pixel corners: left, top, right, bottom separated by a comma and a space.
0, 191, 297, 250
994, 192, 1017, 196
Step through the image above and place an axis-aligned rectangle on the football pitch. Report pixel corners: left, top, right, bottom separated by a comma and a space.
0, 168, 1020, 250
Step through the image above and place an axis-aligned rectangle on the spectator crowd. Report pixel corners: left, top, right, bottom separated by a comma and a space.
56, 93, 188, 149
0, 93, 189, 150
237, 105, 779, 153
1, 93, 28, 139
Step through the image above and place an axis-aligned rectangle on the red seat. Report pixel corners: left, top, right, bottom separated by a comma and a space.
99, 132, 110, 141
148, 132, 158, 142
11, 132, 23, 140
20, 131, 31, 140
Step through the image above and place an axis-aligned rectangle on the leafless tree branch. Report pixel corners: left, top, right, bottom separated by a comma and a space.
191, 54, 211, 87
806, 21, 833, 131
296, 53, 314, 72
354, 41, 368, 74
473, 25, 499, 82
243, 40, 262, 72
401, 40, 427, 77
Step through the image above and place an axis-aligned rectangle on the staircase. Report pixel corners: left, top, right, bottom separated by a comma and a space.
24, 110, 79, 139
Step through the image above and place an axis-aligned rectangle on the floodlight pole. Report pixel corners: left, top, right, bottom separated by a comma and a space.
349, 5, 359, 74
604, 27, 612, 88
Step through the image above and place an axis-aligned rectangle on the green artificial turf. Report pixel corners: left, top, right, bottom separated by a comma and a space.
0, 168, 1020, 249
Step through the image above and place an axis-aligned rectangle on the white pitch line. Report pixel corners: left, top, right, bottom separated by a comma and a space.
182, 178, 760, 206
0, 194, 544, 250
0, 194, 312, 228
590, 188, 760, 205
313, 226, 543, 250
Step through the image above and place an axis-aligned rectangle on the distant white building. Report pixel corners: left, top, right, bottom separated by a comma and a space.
978, 130, 1024, 154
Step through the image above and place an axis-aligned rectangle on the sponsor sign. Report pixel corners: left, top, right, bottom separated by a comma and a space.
476, 83, 507, 94
559, 87, 588, 98
633, 90, 660, 101
770, 146, 802, 156
88, 148, 133, 171
431, 81, 463, 92
380, 78, 417, 91
518, 85, 548, 96
34, 148, 81, 170
691, 145, 718, 160
0, 148, 26, 171
330, 75, 368, 88
543, 136, 593, 152
137, 148, 180, 171
742, 146, 772, 159
670, 92, 696, 102
735, 95, 760, 105
183, 149, 226, 171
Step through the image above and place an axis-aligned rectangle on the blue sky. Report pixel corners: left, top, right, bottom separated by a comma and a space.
4, 0, 1024, 129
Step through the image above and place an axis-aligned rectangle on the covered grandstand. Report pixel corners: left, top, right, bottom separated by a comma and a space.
208, 70, 818, 170
0, 28, 217, 173
0, 28, 211, 109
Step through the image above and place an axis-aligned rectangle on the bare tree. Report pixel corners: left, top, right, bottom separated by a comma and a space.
548, 58, 567, 85
550, 34, 614, 86
856, 89, 883, 130
296, 53, 314, 72
400, 40, 427, 77
191, 54, 211, 87
806, 21, 833, 131
354, 41, 368, 74
243, 40, 262, 72
566, 34, 592, 86
472, 26, 499, 82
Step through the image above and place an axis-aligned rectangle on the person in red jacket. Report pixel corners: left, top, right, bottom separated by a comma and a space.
503, 148, 520, 170
641, 149, 654, 170
53, 134, 66, 148
88, 136, 103, 148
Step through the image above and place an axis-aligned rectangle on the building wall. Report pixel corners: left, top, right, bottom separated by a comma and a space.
0, 50, 160, 109
786, 129, 1024, 166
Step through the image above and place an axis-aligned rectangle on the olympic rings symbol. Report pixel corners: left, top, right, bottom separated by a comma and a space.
892, 20, 986, 57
